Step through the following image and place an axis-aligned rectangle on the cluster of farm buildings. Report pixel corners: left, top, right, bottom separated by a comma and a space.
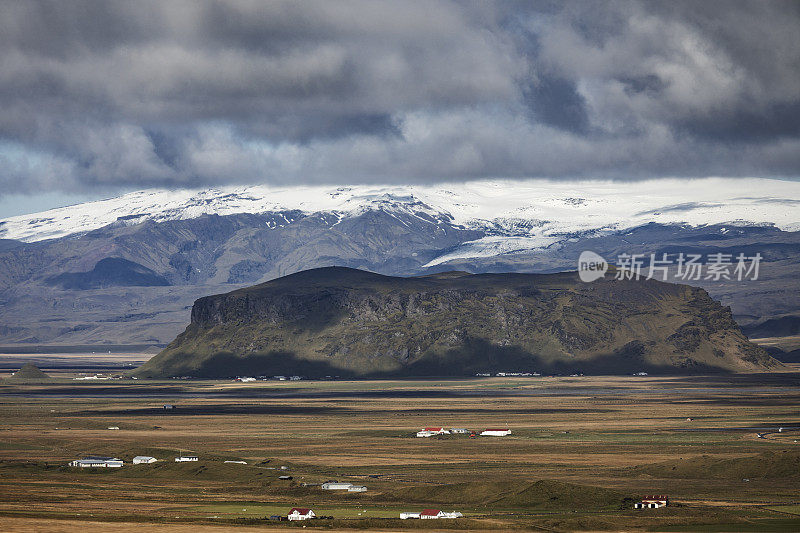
69, 455, 198, 467
235, 375, 303, 382
285, 508, 462, 521
416, 427, 511, 437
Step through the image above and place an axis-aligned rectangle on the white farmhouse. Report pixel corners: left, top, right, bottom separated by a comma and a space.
288, 507, 315, 521
418, 509, 462, 519
132, 456, 157, 464
480, 428, 511, 436
400, 512, 421, 519
416, 427, 450, 437
634, 495, 669, 509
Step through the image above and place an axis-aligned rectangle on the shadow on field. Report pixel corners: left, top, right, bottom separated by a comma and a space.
140, 337, 743, 379
74, 404, 348, 416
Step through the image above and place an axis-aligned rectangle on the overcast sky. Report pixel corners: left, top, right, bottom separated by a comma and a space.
1, 0, 799, 216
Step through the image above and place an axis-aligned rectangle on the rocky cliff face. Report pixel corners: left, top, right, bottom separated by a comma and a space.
136, 267, 780, 378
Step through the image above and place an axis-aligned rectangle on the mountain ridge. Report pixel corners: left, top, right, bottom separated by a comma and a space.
3, 178, 800, 247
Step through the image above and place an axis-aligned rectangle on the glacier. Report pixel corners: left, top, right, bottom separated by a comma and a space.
2, 178, 799, 266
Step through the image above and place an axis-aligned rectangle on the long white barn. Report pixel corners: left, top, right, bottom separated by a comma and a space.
69, 456, 123, 468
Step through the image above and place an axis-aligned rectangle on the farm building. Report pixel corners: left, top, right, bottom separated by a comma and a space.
400, 512, 421, 519
480, 428, 511, 436
321, 482, 353, 490
417, 509, 462, 519
347, 485, 367, 492
634, 495, 669, 509
417, 427, 450, 437
224, 460, 247, 464
288, 508, 315, 521
107, 426, 120, 430
132, 456, 157, 464
451, 428, 469, 434
174, 455, 198, 462
69, 456, 123, 468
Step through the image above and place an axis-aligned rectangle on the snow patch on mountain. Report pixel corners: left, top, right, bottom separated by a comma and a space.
1, 178, 799, 245
423, 236, 561, 267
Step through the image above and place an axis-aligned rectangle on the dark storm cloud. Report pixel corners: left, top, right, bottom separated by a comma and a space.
0, 0, 799, 196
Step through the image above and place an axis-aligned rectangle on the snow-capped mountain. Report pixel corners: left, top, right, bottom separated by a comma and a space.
3, 178, 799, 250
1, 177, 798, 347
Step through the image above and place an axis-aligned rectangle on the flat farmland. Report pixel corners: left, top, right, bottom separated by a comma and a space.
1, 372, 799, 531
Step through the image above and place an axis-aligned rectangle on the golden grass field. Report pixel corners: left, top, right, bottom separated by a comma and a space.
1, 369, 799, 531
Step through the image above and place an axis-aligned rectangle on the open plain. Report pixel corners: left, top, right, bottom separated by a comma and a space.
1, 370, 799, 531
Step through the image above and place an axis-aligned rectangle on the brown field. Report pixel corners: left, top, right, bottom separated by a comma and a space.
1, 370, 799, 531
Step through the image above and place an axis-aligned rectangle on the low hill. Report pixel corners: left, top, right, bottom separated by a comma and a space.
46, 257, 169, 290
136, 267, 780, 378
384, 479, 632, 510
743, 315, 800, 338
7, 364, 51, 381
629, 450, 800, 480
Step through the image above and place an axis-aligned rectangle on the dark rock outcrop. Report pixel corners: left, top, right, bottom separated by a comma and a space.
136, 267, 780, 378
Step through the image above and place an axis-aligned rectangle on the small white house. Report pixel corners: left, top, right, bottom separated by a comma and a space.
69, 456, 123, 468
288, 507, 315, 521
418, 509, 462, 519
321, 482, 353, 490
175, 455, 198, 462
400, 512, 421, 519
480, 428, 512, 436
451, 428, 469, 434
107, 426, 120, 430
132, 456, 157, 464
634, 495, 669, 509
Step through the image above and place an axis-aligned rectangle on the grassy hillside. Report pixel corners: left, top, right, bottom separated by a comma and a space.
136, 267, 779, 378
629, 450, 800, 480
385, 479, 633, 510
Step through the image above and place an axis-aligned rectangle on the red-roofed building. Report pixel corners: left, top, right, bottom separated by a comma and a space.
634, 495, 668, 509
288, 507, 315, 520
420, 509, 445, 519
416, 427, 451, 437
480, 428, 511, 436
